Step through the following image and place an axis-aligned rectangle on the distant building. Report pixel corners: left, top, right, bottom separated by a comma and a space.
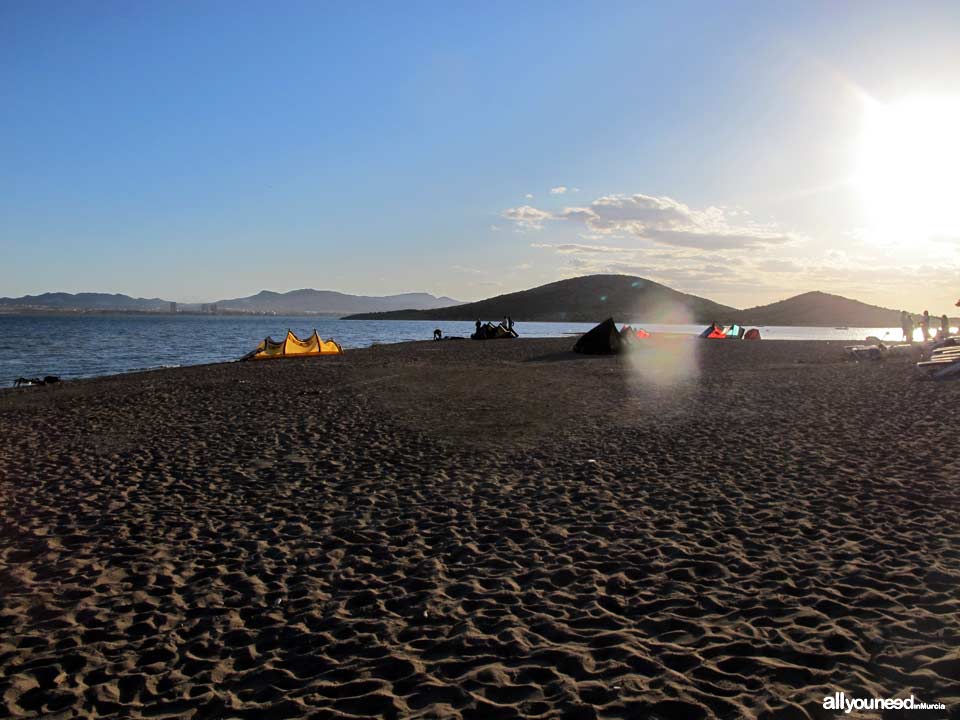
169, 302, 177, 313
210, 303, 219, 314
201, 304, 210, 313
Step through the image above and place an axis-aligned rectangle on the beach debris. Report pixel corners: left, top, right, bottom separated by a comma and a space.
242, 330, 343, 360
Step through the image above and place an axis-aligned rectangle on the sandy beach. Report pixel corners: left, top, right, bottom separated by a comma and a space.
1, 336, 958, 719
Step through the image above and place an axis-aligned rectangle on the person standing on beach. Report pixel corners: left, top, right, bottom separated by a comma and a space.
920, 310, 931, 342
900, 311, 913, 343
941, 314, 950, 339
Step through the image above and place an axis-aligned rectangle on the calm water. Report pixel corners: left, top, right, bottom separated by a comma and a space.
0, 314, 901, 383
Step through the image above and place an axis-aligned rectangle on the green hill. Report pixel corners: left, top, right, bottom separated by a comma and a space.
344, 275, 739, 324
736, 291, 905, 327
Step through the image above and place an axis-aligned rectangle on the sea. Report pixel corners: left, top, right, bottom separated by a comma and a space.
0, 314, 902, 384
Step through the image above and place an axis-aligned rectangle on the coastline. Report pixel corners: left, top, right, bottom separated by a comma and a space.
1, 337, 957, 718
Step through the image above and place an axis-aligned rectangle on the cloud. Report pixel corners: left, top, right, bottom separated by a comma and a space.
549, 186, 568, 195
755, 259, 802, 272
525, 193, 534, 199
504, 192, 798, 249
531, 242, 632, 255
501, 204, 553, 230
451, 265, 484, 275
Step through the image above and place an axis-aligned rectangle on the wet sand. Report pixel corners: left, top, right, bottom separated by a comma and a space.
1, 337, 958, 719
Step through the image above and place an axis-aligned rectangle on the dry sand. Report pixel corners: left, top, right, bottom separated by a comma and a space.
1, 337, 958, 719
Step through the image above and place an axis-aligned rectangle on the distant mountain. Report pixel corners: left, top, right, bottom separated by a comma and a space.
0, 292, 169, 312
0, 282, 923, 327
736, 291, 904, 327
0, 289, 462, 315
343, 275, 739, 324
215, 289, 462, 315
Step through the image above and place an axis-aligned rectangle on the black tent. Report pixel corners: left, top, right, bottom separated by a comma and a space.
573, 317, 623, 354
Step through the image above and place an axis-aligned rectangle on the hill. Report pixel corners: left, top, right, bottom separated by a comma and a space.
0, 292, 170, 312
215, 289, 461, 315
737, 291, 904, 327
343, 275, 739, 324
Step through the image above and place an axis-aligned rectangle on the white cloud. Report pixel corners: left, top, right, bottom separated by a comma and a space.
755, 259, 802, 272
501, 204, 553, 230
504, 192, 798, 250
549, 186, 568, 195
531, 242, 632, 255
525, 193, 534, 199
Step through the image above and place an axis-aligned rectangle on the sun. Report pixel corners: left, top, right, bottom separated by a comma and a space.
857, 96, 960, 243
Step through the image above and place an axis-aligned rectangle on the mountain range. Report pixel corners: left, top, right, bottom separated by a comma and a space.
0, 289, 462, 316
0, 276, 936, 327
214, 289, 462, 315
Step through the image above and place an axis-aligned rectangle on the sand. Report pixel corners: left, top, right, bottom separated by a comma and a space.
1, 337, 958, 719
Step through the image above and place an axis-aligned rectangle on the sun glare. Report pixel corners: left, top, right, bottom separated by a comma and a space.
857, 96, 960, 243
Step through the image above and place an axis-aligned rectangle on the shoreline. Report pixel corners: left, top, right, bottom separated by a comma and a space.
1, 332, 918, 387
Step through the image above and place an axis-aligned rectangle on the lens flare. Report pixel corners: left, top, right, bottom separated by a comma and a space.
857, 96, 960, 244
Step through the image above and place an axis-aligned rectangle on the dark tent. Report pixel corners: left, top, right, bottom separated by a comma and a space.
573, 318, 623, 354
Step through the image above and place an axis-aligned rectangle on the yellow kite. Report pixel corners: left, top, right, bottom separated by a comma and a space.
242, 330, 343, 360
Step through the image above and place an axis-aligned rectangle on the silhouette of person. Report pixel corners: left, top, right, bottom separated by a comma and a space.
920, 310, 931, 342
902, 312, 914, 343
433, 328, 442, 341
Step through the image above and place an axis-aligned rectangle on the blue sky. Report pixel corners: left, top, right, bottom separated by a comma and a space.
3, 1, 959, 308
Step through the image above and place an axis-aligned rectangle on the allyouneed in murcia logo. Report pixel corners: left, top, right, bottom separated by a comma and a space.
823, 691, 946, 714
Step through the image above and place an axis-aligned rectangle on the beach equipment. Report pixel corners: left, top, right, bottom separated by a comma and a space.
846, 344, 885, 361
917, 346, 960, 379
14, 376, 61, 387
744, 328, 761, 340
700, 323, 744, 339
471, 322, 518, 340
242, 330, 343, 360
574, 318, 623, 354
620, 325, 650, 340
